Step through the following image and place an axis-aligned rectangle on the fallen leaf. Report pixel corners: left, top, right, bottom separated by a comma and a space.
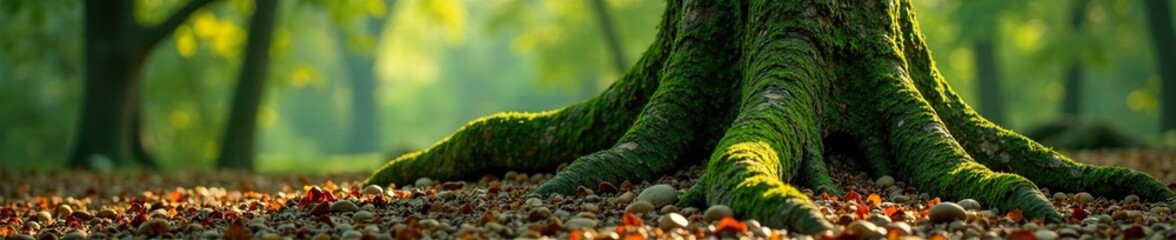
867, 193, 882, 206
1007, 209, 1024, 222
716, 217, 748, 233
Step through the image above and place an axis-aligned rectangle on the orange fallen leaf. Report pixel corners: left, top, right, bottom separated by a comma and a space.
716, 217, 748, 233
844, 191, 863, 203
1006, 208, 1024, 222
855, 204, 870, 219
622, 212, 644, 227
930, 233, 950, 240
1032, 218, 1044, 225
822, 192, 831, 200
1008, 229, 1036, 240
925, 197, 941, 208
867, 193, 883, 206
883, 206, 899, 217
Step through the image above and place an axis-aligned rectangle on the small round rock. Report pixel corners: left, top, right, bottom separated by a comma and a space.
957, 199, 981, 210
1074, 192, 1094, 204
626, 200, 655, 213
1033, 229, 1059, 240
61, 231, 87, 240
928, 202, 967, 223
136, 219, 171, 236
566, 218, 598, 230
658, 213, 689, 230
352, 211, 375, 222
703, 205, 734, 222
580, 203, 600, 213
876, 176, 896, 188
415, 177, 433, 188
363, 185, 384, 196
848, 220, 885, 239
635, 184, 678, 207
1123, 194, 1139, 204
330, 200, 360, 213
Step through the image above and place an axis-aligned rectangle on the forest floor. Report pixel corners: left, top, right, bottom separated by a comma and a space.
1, 150, 1174, 239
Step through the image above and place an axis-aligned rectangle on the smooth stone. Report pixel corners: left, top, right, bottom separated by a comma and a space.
331, 200, 360, 212
61, 231, 87, 240
703, 205, 734, 222
436, 191, 456, 200
566, 218, 598, 230
352, 211, 375, 222
342, 230, 363, 240
1053, 192, 1068, 202
525, 198, 543, 207
611, 192, 636, 203
1034, 229, 1059, 240
96, 209, 117, 219
419, 219, 440, 230
580, 203, 600, 213
867, 213, 891, 227
1124, 194, 1140, 203
136, 219, 171, 236
415, 177, 433, 188
957, 199, 981, 210
1151, 207, 1170, 215
876, 176, 896, 188
363, 185, 384, 196
847, 220, 884, 239
635, 184, 678, 207
928, 202, 967, 223
56, 205, 73, 218
660, 205, 679, 214
1074, 192, 1094, 204
35, 211, 52, 224
891, 195, 911, 203
626, 200, 655, 213
653, 214, 686, 230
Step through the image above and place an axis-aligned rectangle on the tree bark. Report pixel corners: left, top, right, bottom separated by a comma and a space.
69, 0, 216, 169
366, 0, 1176, 233
1144, 0, 1176, 133
216, 0, 278, 170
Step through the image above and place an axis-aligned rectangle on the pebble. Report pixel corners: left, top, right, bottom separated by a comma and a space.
1053, 192, 1068, 202
635, 184, 678, 207
626, 200, 655, 213
363, 185, 383, 196
867, 213, 891, 227
611, 192, 636, 203
342, 230, 362, 240
61, 231, 87, 240
580, 203, 600, 213
36, 210, 52, 224
136, 219, 170, 236
418, 219, 440, 231
96, 209, 117, 219
436, 191, 456, 200
415, 177, 433, 188
891, 195, 910, 203
847, 220, 884, 239
957, 199, 981, 210
201, 230, 220, 239
1124, 194, 1140, 203
928, 202, 967, 223
521, 197, 540, 208
660, 205, 679, 214
330, 200, 360, 212
1074, 192, 1094, 204
1152, 207, 1170, 215
703, 205, 734, 222
7, 234, 33, 240
56, 205, 72, 218
352, 210, 375, 222
529, 207, 552, 221
876, 176, 895, 188
566, 218, 598, 229
1034, 229, 1059, 240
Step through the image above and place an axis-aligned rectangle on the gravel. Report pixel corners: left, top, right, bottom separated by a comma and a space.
1, 164, 1174, 239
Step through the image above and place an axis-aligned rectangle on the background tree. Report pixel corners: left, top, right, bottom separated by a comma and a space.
217, 0, 280, 170
1143, 0, 1176, 134
332, 0, 395, 154
589, 0, 627, 75
68, 0, 218, 169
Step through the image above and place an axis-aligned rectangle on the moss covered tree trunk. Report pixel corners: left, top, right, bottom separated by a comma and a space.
367, 0, 1176, 234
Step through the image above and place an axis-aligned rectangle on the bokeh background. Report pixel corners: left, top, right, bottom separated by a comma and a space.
1, 0, 1173, 175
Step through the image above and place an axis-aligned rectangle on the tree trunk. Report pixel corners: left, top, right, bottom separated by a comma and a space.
366, 0, 1176, 233
1144, 0, 1176, 133
68, 0, 216, 169
589, 0, 628, 75
216, 0, 279, 170
1061, 0, 1088, 115
974, 39, 1006, 125
336, 1, 393, 154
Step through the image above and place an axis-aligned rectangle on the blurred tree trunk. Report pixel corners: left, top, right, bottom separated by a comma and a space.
589, 0, 627, 75
336, 1, 394, 154
1144, 0, 1176, 133
1061, 0, 1088, 116
216, 0, 279, 170
69, 0, 215, 170
974, 39, 1005, 125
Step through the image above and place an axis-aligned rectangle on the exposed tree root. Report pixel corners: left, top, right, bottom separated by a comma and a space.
367, 0, 1176, 234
